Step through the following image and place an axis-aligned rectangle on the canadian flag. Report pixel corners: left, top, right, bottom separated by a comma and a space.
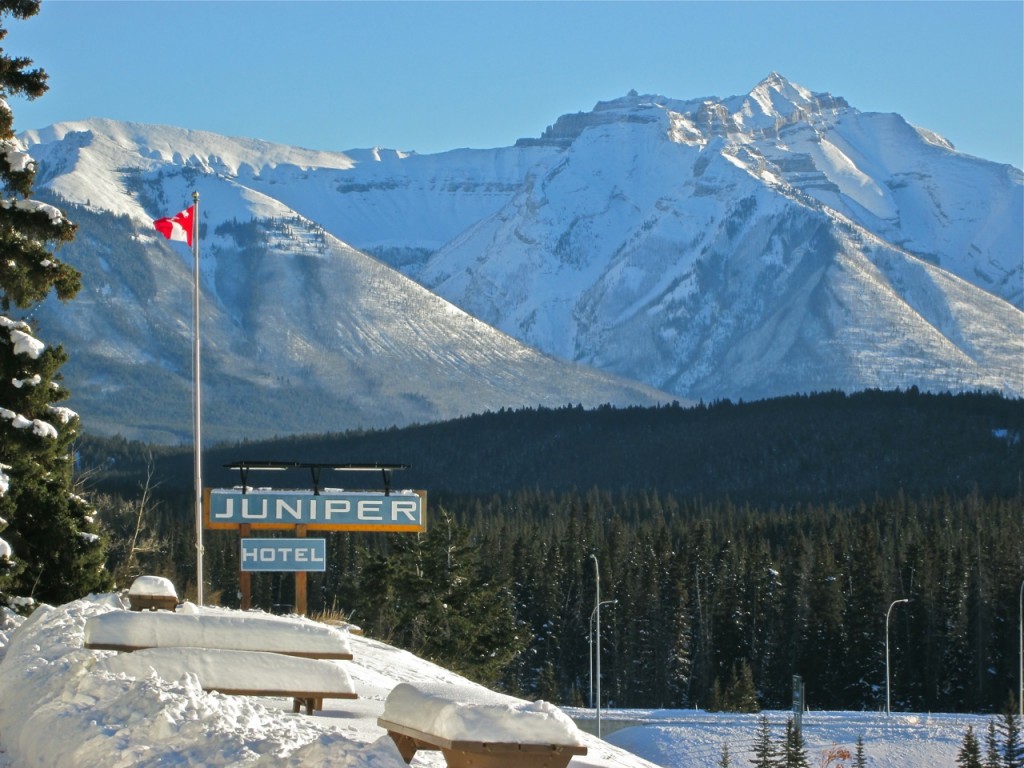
153, 205, 195, 247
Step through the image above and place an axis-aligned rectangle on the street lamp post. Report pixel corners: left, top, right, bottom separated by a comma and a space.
886, 598, 909, 716
589, 600, 615, 709
590, 554, 605, 737
1019, 578, 1023, 718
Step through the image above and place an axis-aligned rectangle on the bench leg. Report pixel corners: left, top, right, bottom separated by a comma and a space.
387, 733, 420, 763
292, 697, 317, 715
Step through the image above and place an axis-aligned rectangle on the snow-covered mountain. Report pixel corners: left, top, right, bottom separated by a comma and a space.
419, 75, 1023, 401
20, 126, 670, 444
19, 73, 1022, 441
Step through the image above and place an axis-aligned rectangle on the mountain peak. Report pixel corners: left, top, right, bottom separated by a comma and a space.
741, 72, 849, 126
518, 75, 852, 149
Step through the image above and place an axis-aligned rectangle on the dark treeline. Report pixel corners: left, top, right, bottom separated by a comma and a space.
80, 388, 1023, 503
80, 390, 1024, 714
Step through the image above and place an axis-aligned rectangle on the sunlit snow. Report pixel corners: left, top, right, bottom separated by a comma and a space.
0, 595, 1003, 768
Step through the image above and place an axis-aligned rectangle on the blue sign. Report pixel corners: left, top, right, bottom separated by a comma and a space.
241, 538, 327, 572
206, 489, 425, 531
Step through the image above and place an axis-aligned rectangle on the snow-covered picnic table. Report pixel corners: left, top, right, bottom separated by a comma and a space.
83, 604, 355, 713
378, 681, 587, 767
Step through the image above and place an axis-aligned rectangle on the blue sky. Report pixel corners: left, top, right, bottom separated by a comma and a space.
8, 1, 1023, 168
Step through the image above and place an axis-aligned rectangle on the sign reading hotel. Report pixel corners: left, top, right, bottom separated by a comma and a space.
241, 538, 327, 572
205, 488, 426, 532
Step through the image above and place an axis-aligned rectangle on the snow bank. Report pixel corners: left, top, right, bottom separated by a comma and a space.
0, 595, 405, 768
382, 681, 585, 746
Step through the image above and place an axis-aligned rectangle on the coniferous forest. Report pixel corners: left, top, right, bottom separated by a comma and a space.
79, 390, 1024, 715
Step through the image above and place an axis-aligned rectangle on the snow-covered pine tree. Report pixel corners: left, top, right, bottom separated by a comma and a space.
0, 0, 108, 607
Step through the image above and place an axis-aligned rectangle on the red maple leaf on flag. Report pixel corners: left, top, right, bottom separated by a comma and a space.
153, 205, 195, 247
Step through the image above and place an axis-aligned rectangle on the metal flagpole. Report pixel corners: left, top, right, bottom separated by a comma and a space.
590, 553, 602, 738
191, 190, 203, 606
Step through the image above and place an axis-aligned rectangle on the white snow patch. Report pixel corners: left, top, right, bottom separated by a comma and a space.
0, 595, 1002, 767
128, 575, 177, 598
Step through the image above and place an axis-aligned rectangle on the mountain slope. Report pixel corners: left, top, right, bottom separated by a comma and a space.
418, 76, 1023, 400
18, 74, 1023, 440
35, 193, 669, 444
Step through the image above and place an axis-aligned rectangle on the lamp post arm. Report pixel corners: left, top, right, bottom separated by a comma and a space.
885, 598, 909, 716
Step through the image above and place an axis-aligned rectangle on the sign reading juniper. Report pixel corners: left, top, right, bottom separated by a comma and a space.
207, 489, 425, 531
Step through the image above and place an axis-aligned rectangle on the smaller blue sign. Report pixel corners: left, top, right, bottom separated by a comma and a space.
241, 538, 327, 572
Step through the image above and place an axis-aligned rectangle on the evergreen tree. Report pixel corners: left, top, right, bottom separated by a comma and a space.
803, 530, 846, 700
998, 699, 1023, 768
779, 717, 811, 768
665, 557, 693, 707
841, 522, 886, 708
0, 0, 108, 606
854, 734, 867, 768
718, 742, 732, 768
722, 658, 760, 712
987, 720, 1003, 768
958, 725, 983, 768
355, 508, 526, 686
749, 714, 777, 768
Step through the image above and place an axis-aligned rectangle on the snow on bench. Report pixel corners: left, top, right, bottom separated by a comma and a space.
83, 608, 353, 659
93, 647, 356, 714
378, 682, 587, 768
83, 606, 356, 714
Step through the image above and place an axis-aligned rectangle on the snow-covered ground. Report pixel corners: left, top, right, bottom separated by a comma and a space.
0, 595, 993, 767
587, 708, 991, 767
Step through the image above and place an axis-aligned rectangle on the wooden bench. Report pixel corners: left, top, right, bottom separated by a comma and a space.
93, 647, 356, 715
84, 609, 356, 714
378, 683, 587, 768
127, 575, 179, 612
378, 718, 588, 768
128, 593, 179, 612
